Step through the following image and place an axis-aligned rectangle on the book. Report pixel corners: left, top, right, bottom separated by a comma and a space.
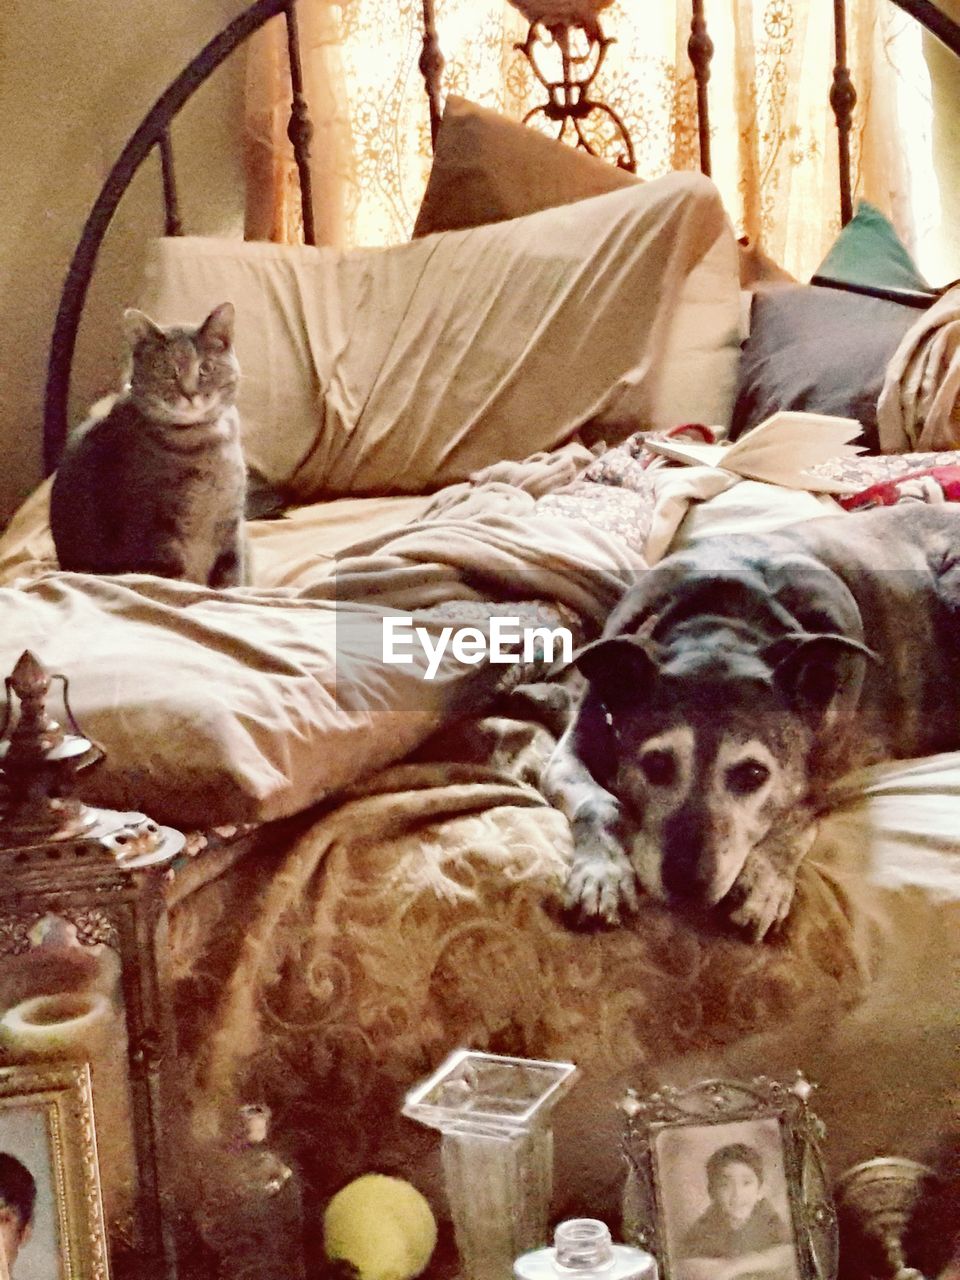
643, 411, 866, 494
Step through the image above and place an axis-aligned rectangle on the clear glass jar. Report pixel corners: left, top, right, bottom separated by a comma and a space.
514, 1218, 658, 1280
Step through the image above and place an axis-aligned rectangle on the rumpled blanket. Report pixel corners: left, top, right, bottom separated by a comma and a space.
0, 449, 646, 828
878, 283, 960, 452
3, 442, 958, 1267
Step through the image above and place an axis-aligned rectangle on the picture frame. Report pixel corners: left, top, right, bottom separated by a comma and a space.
0, 1062, 110, 1280
621, 1076, 838, 1280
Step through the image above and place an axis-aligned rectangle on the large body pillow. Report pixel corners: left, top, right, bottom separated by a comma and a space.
140, 171, 732, 499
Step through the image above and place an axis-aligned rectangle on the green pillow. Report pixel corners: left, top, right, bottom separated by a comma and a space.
811, 200, 933, 296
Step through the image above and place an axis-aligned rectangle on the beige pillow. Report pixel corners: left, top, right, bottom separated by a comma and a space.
412, 95, 742, 433
413, 95, 638, 235
140, 172, 729, 499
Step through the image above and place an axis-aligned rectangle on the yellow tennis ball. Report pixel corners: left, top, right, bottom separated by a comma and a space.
323, 1173, 438, 1280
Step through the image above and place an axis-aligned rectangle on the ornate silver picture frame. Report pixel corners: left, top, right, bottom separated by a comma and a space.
0, 1062, 109, 1279
621, 1076, 838, 1280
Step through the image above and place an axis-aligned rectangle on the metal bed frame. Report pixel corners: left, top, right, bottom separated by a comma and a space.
42, 0, 960, 475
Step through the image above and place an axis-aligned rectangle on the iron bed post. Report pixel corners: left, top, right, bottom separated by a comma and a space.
689, 0, 714, 177
831, 0, 857, 227
282, 0, 317, 246
157, 130, 183, 237
421, 0, 445, 149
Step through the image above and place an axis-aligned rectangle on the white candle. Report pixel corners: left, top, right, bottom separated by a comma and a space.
0, 991, 137, 1228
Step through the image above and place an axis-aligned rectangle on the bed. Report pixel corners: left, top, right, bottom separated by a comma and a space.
1, 2, 959, 1278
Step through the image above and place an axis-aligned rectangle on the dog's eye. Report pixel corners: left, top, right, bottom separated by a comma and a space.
640, 749, 676, 787
726, 760, 770, 795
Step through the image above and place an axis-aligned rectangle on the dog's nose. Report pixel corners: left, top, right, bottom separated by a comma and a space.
662, 805, 713, 901
661, 802, 734, 906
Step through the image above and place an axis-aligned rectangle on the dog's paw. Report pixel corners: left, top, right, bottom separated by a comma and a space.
564, 839, 639, 925
725, 855, 796, 942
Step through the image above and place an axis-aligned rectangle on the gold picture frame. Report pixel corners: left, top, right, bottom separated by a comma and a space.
621, 1076, 838, 1280
0, 1062, 109, 1280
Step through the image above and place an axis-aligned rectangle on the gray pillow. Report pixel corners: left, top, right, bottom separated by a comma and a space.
731, 284, 920, 450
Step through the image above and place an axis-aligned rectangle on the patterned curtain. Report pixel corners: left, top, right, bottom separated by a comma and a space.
244, 0, 937, 281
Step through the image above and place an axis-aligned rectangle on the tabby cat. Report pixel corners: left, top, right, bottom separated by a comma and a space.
50, 303, 247, 586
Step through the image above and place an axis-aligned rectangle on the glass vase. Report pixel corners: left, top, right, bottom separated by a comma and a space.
403, 1049, 577, 1280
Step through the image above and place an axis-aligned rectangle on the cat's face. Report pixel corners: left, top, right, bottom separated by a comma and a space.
123, 303, 240, 426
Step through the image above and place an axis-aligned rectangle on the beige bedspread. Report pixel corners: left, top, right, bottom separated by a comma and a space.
878, 282, 960, 452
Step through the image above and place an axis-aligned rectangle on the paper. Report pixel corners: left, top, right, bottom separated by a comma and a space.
644, 412, 866, 493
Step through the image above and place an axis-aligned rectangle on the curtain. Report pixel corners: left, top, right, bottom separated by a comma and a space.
244, 0, 938, 281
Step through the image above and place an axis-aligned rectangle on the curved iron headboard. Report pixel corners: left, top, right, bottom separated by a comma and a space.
42, 0, 960, 475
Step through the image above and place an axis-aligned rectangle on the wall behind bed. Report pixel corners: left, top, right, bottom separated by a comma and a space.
0, 0, 249, 527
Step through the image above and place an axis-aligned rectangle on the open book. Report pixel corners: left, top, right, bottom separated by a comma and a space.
643, 412, 866, 494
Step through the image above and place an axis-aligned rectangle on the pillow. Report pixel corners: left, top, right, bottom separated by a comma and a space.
412, 95, 742, 433
412, 95, 637, 235
139, 173, 730, 500
811, 199, 935, 297
731, 284, 920, 449
737, 236, 796, 290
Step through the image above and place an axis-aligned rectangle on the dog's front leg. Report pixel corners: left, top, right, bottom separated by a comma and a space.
543, 693, 638, 924
726, 820, 818, 941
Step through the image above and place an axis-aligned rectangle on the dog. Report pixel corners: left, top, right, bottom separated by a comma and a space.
543, 503, 960, 940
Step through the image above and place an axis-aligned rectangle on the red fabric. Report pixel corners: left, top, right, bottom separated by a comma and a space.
838, 464, 960, 511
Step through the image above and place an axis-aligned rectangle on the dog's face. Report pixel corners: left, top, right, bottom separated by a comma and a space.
611, 670, 812, 906
576, 626, 869, 912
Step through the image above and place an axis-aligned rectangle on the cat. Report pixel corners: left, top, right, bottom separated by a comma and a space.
50, 302, 247, 587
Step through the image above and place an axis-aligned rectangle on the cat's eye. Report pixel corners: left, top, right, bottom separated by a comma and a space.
199, 359, 215, 377
639, 749, 676, 787
726, 760, 770, 795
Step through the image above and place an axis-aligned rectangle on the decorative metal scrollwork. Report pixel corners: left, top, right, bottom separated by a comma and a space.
514, 20, 636, 172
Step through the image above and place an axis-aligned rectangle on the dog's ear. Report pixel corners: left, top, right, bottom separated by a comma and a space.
768, 632, 878, 727
572, 634, 661, 706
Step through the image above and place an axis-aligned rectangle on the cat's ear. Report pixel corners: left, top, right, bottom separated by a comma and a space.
199, 302, 235, 352
122, 308, 164, 349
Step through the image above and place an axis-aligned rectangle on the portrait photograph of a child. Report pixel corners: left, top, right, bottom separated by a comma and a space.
654, 1115, 801, 1280
0, 1064, 109, 1280
0, 1106, 60, 1280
